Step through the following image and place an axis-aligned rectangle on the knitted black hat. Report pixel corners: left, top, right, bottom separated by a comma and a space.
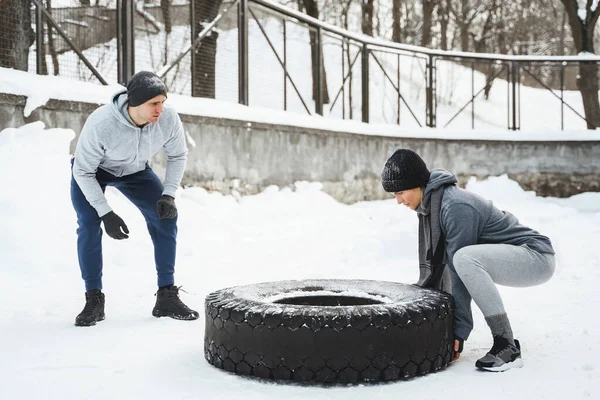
381, 149, 430, 192
126, 71, 167, 107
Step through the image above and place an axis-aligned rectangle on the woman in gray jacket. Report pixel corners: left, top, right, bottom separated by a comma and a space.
381, 149, 555, 372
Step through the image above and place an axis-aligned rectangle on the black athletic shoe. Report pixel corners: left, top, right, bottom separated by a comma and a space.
152, 285, 199, 321
75, 289, 105, 327
476, 336, 523, 372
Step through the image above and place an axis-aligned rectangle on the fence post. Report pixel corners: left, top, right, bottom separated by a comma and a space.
190, 1, 196, 94
315, 26, 323, 115
117, 0, 135, 85
238, 0, 249, 105
361, 43, 369, 123
511, 61, 518, 130
35, 2, 44, 75
471, 61, 475, 129
283, 19, 287, 111
560, 61, 565, 131
426, 55, 435, 127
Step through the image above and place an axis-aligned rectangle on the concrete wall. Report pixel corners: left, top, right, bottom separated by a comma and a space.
1, 92, 599, 201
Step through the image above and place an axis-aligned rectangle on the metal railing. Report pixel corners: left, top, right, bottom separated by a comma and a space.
5, 0, 600, 130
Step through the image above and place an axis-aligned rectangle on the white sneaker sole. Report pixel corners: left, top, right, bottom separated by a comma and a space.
480, 358, 524, 372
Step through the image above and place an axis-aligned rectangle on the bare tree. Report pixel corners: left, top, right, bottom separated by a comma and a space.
361, 0, 374, 36
161, 0, 172, 34
495, 0, 506, 54
449, 0, 488, 51
301, 0, 330, 104
471, 4, 498, 99
192, 0, 222, 98
421, 0, 435, 47
472, 5, 496, 53
161, 0, 172, 65
559, 0, 600, 128
392, 0, 402, 43
438, 0, 450, 50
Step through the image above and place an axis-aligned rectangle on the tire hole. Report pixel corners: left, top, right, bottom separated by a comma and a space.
273, 295, 384, 306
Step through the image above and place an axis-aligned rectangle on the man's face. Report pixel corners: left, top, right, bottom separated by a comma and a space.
138, 94, 167, 124
393, 187, 423, 210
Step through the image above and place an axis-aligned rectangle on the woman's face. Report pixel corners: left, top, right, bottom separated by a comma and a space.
393, 187, 423, 211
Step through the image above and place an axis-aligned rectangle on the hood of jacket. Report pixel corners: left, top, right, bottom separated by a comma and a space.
416, 169, 457, 215
110, 89, 139, 128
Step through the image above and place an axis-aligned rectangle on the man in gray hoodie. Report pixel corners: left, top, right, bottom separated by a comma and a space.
70, 71, 198, 326
381, 149, 555, 372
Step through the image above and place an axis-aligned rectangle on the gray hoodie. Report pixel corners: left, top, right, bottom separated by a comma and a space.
73, 89, 188, 217
418, 169, 554, 340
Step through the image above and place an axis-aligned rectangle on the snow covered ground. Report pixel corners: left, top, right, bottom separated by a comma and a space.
1, 119, 600, 399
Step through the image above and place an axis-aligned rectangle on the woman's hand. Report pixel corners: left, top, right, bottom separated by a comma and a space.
453, 338, 464, 361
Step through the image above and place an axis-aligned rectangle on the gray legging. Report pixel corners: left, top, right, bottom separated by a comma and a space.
452, 244, 555, 318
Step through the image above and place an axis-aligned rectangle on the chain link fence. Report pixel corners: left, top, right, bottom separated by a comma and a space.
1, 0, 600, 130
134, 0, 192, 95
1, 0, 36, 74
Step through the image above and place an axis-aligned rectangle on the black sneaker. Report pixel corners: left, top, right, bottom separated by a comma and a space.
75, 289, 105, 327
152, 285, 199, 321
476, 336, 523, 372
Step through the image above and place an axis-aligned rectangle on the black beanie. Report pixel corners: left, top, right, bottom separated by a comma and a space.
126, 71, 168, 107
381, 149, 430, 193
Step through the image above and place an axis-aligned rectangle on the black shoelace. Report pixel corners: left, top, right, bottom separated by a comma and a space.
81, 296, 101, 316
160, 287, 192, 311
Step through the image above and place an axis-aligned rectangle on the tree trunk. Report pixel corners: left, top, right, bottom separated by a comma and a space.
192, 0, 222, 98
438, 0, 449, 50
392, 0, 402, 43
161, 0, 172, 34
452, 0, 471, 52
361, 0, 374, 37
496, 1, 506, 55
560, 0, 600, 128
0, 0, 34, 71
421, 0, 434, 47
302, 0, 329, 104
578, 63, 600, 128
161, 0, 172, 65
459, 23, 469, 51
47, 0, 59, 75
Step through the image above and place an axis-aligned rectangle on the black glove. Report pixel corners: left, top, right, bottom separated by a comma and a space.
101, 211, 129, 240
157, 195, 177, 219
453, 337, 464, 361
455, 337, 464, 353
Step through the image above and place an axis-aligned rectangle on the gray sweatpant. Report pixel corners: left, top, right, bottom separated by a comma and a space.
453, 244, 555, 324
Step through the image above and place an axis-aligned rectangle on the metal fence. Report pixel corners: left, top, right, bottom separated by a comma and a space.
2, 0, 600, 130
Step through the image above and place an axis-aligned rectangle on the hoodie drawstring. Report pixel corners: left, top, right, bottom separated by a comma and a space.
136, 128, 140, 169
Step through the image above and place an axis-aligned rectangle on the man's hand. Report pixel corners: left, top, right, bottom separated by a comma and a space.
453, 338, 464, 361
157, 195, 177, 219
101, 211, 129, 240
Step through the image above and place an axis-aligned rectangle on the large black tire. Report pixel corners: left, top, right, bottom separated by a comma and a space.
204, 279, 454, 383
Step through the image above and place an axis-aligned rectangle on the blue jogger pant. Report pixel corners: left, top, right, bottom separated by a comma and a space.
70, 162, 178, 290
